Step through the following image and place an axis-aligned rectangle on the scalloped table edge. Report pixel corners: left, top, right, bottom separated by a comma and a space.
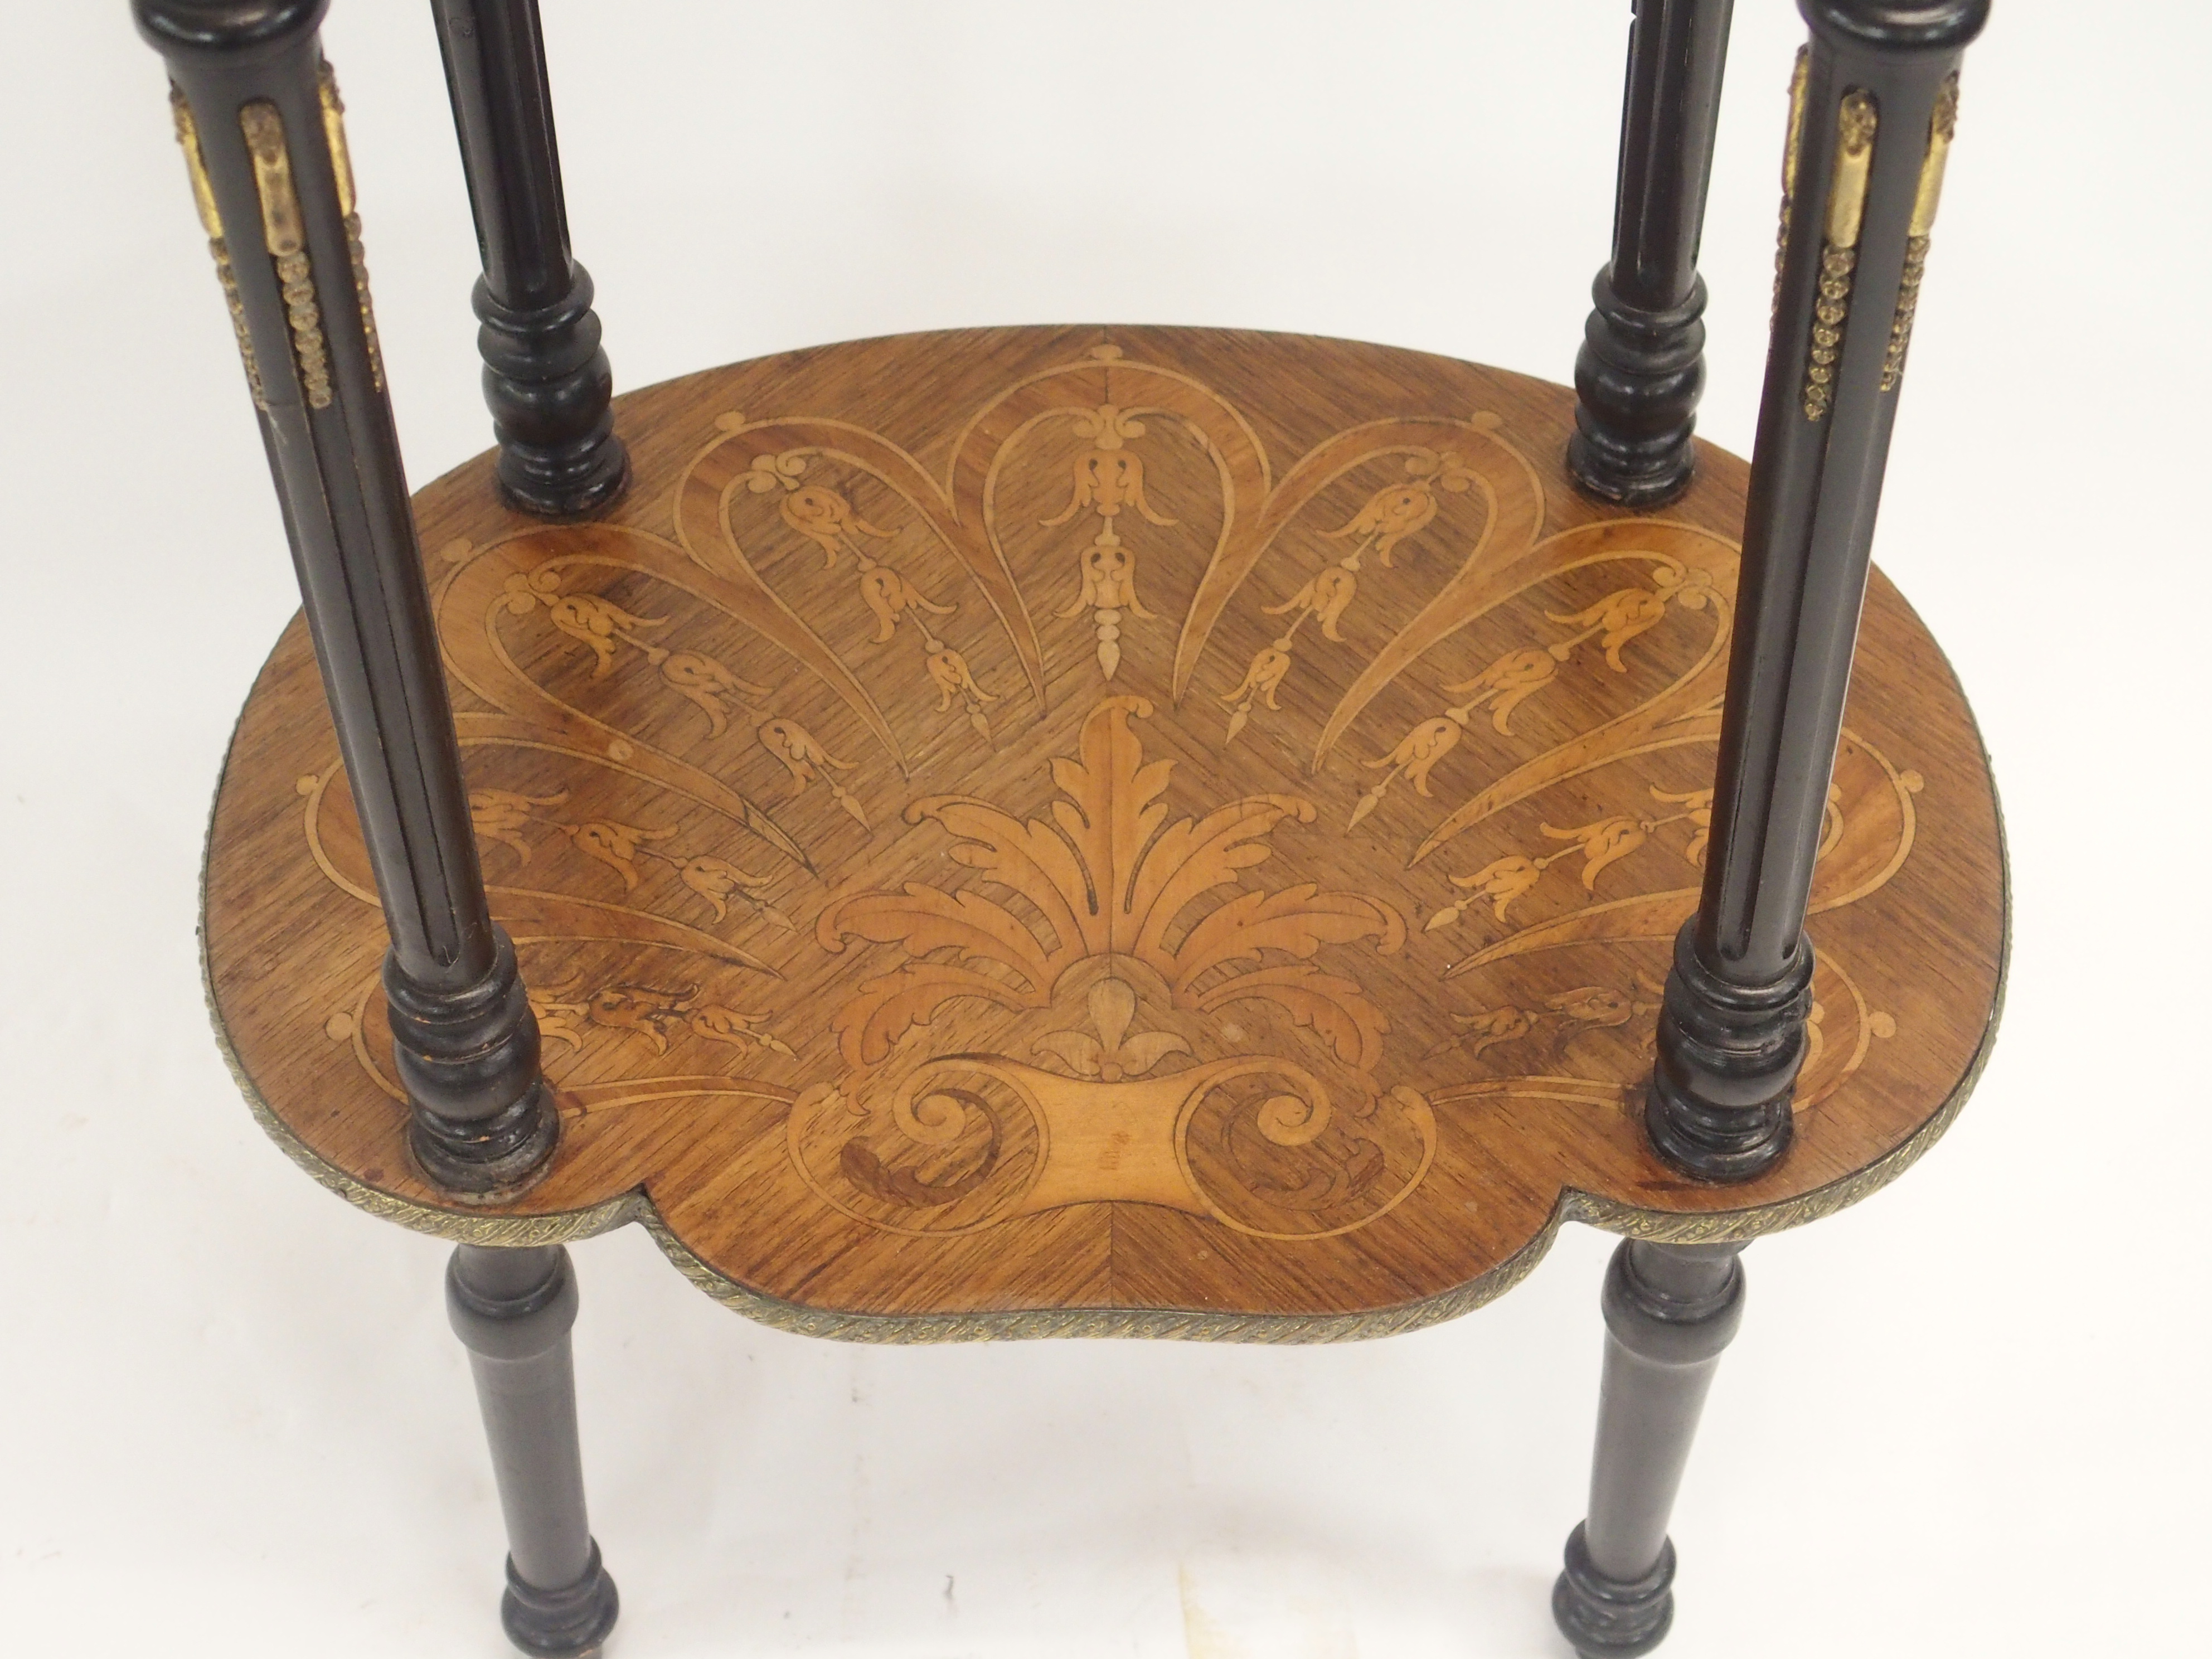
201, 785, 2008, 1346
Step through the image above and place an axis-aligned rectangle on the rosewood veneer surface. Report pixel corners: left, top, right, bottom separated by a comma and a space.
204, 326, 2004, 1340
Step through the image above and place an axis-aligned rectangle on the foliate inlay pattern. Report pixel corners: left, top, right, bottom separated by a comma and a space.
1045, 397, 1172, 680
1224, 444, 1483, 745
202, 329, 2005, 1328
806, 696, 1423, 1240
755, 451, 996, 736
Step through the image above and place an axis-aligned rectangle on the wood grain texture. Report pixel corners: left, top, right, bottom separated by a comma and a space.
202, 327, 2005, 1340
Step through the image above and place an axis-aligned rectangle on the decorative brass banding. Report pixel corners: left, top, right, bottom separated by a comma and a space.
239, 100, 332, 410
170, 87, 268, 411
1803, 90, 1877, 422
1771, 45, 1811, 326
1882, 72, 1959, 393
318, 62, 385, 391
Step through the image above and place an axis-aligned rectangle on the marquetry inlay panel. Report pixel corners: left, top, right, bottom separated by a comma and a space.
204, 327, 2004, 1338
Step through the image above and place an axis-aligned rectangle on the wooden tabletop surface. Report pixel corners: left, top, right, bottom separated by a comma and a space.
203, 327, 2005, 1341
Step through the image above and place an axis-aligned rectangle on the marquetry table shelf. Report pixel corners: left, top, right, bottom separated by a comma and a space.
203, 326, 2006, 1342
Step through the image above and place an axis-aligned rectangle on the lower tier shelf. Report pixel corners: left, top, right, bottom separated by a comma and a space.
203, 325, 2006, 1340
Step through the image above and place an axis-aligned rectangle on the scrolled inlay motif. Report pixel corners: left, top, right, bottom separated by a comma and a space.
203, 329, 2000, 1330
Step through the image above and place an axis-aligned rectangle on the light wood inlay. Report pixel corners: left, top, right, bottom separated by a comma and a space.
203, 327, 2005, 1339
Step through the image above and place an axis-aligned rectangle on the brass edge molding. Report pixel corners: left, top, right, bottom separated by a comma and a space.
208, 969, 641, 1246
639, 1209, 1555, 1346
239, 100, 332, 410
1803, 89, 1877, 421
1582, 722, 2009, 1246
650, 915, 2006, 1340
197, 676, 635, 1250
203, 921, 2003, 1328
198, 692, 2007, 1328
198, 424, 2004, 1340
169, 86, 268, 411
1881, 72, 1958, 393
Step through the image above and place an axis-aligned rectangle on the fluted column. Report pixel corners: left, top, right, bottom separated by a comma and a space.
1646, 0, 1984, 1180
138, 0, 559, 1196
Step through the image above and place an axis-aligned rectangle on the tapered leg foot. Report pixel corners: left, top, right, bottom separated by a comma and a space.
448, 1244, 619, 1658
1553, 1239, 1744, 1659
503, 1539, 620, 1658
1554, 1522, 1675, 1658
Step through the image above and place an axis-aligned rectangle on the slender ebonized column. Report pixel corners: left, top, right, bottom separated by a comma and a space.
1646, 0, 1982, 1180
137, 0, 558, 1195
1569, 0, 1735, 507
431, 0, 626, 517
448, 1245, 620, 1658
1554, 1240, 1745, 1658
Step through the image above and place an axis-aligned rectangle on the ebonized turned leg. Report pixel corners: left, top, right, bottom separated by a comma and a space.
431, 0, 625, 516
1569, 0, 1735, 507
1646, 0, 1984, 1181
1554, 1239, 1745, 1658
448, 1244, 619, 1658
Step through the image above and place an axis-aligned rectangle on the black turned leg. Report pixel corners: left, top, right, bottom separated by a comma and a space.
430, 0, 625, 517
1569, 0, 1735, 507
1647, 0, 1983, 1180
1554, 1240, 1745, 1658
138, 0, 558, 1197
448, 1245, 620, 1659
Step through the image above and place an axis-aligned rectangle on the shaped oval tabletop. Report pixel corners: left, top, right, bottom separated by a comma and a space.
203, 327, 2005, 1341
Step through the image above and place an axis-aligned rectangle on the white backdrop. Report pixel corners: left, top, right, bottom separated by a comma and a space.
2, 3, 2202, 1655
